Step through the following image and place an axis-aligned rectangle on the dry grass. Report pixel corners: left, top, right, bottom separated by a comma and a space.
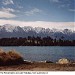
57, 58, 70, 64
0, 49, 24, 65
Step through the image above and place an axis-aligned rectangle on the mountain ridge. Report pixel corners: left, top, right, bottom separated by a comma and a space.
0, 24, 75, 40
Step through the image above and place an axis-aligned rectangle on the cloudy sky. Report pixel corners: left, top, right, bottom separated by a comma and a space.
0, 0, 75, 30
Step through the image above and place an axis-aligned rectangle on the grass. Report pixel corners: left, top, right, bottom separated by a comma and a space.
0, 49, 24, 65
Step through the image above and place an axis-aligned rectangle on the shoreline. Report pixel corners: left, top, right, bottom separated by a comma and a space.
0, 61, 75, 71
0, 48, 75, 71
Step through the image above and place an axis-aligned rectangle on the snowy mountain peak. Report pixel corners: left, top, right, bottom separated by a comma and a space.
22, 26, 33, 32
34, 27, 46, 33
0, 24, 16, 32
0, 24, 75, 40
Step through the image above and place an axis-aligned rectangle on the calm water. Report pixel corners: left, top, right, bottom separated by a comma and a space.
0, 46, 75, 62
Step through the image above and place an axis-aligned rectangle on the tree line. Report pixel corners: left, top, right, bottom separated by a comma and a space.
0, 36, 75, 46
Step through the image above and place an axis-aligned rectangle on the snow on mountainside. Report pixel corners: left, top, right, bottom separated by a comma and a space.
34, 27, 46, 33
0, 24, 75, 40
22, 26, 33, 32
0, 24, 16, 32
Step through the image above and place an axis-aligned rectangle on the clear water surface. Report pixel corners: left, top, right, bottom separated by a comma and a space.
0, 46, 75, 62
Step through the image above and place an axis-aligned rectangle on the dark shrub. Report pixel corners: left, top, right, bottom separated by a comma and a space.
0, 49, 24, 65
7, 50, 24, 65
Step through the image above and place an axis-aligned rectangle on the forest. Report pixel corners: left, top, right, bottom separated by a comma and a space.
0, 36, 75, 46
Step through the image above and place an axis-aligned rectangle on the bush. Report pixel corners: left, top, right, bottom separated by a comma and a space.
0, 49, 6, 65
0, 49, 24, 65
7, 50, 24, 65
57, 58, 70, 64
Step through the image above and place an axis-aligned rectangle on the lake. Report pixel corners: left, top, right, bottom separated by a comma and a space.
0, 46, 75, 62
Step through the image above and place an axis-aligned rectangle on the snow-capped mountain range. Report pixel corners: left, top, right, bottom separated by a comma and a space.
0, 24, 75, 40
